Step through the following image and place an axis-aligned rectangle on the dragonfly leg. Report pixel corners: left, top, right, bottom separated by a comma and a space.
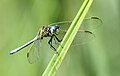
53, 34, 62, 42
48, 36, 58, 54
53, 37, 57, 44
53, 35, 63, 48
53, 37, 63, 49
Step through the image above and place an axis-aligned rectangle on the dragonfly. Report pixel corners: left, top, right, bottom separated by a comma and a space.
10, 16, 102, 64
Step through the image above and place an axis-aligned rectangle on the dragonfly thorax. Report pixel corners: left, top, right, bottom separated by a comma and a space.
37, 25, 60, 39
50, 25, 60, 33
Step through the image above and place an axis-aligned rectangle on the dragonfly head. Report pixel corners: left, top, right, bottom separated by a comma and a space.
51, 25, 60, 33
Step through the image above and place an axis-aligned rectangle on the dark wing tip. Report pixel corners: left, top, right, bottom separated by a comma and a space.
84, 30, 96, 37
27, 52, 29, 58
27, 52, 33, 64
91, 16, 103, 24
84, 30, 93, 34
91, 16, 99, 19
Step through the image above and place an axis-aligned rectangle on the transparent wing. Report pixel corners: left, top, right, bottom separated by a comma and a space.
27, 39, 41, 64
80, 16, 102, 30
72, 16, 102, 45
72, 30, 95, 46
50, 16, 102, 41
48, 16, 102, 31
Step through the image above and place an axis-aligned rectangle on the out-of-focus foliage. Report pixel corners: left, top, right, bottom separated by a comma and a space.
0, 0, 119, 76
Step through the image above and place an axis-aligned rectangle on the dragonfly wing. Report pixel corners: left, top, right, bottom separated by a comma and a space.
72, 30, 95, 46
49, 16, 102, 38
27, 39, 41, 64
72, 16, 102, 45
49, 16, 102, 31
48, 16, 102, 45
80, 16, 102, 30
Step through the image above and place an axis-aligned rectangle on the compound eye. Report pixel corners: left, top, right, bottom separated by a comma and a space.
56, 25, 60, 29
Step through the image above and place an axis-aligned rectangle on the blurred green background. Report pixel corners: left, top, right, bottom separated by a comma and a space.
0, 0, 119, 76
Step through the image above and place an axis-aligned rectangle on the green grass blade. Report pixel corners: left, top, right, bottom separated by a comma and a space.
42, 0, 93, 76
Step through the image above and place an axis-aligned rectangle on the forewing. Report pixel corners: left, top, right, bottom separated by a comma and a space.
80, 16, 102, 30
27, 39, 41, 64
